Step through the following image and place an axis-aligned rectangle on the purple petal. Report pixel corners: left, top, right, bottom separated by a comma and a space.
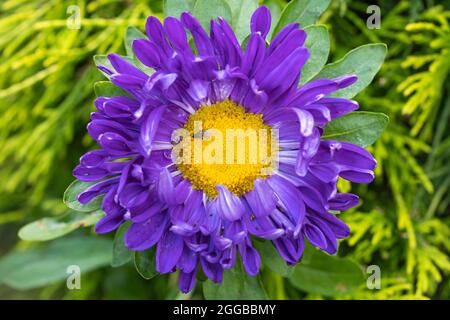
178, 267, 198, 293
156, 229, 184, 273
181, 12, 214, 57
291, 108, 314, 137
164, 16, 190, 52
78, 178, 118, 204
259, 47, 310, 94
329, 193, 359, 211
124, 212, 168, 251
177, 245, 198, 273
145, 16, 173, 57
139, 106, 165, 157
108, 53, 147, 79
133, 39, 161, 69
95, 209, 125, 234
187, 79, 210, 102
251, 6, 271, 38
245, 179, 277, 217
239, 239, 261, 276
201, 258, 223, 283
304, 223, 327, 250
157, 167, 177, 206
241, 33, 265, 76
215, 185, 246, 221
99, 132, 133, 156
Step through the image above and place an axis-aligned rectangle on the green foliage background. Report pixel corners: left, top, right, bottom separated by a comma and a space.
0, 0, 449, 300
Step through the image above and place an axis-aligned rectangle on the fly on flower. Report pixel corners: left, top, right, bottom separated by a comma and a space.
73, 6, 376, 293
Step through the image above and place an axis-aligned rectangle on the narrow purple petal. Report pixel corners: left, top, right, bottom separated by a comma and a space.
178, 267, 198, 293
139, 106, 165, 157
251, 6, 271, 38
156, 229, 184, 273
133, 39, 161, 68
124, 212, 168, 250
215, 185, 246, 221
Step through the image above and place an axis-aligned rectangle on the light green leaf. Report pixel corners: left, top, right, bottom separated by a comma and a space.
203, 262, 266, 299
164, 0, 195, 18
0, 237, 112, 290
63, 180, 104, 212
266, 1, 282, 40
272, 0, 331, 38
94, 81, 127, 97
192, 0, 232, 31
314, 44, 388, 98
323, 111, 389, 147
300, 25, 330, 84
225, 0, 258, 43
288, 245, 364, 296
124, 26, 146, 57
111, 222, 133, 267
254, 240, 294, 277
134, 247, 158, 280
18, 211, 103, 242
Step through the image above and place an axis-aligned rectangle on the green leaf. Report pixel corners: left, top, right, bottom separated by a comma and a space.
124, 26, 146, 57
18, 211, 103, 242
134, 247, 158, 280
272, 0, 331, 38
164, 0, 195, 18
111, 222, 133, 267
0, 237, 112, 290
300, 25, 330, 85
63, 180, 104, 212
225, 0, 258, 44
203, 262, 266, 299
265, 1, 282, 40
253, 240, 294, 277
314, 44, 388, 99
192, 0, 232, 31
287, 245, 364, 296
94, 81, 127, 97
323, 111, 389, 147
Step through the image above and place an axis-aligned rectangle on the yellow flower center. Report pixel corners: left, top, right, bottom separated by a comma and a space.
175, 100, 278, 198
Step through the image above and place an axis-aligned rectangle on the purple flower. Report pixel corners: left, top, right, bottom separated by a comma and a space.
74, 6, 376, 293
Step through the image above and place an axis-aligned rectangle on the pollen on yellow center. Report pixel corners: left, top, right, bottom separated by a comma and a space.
175, 100, 278, 198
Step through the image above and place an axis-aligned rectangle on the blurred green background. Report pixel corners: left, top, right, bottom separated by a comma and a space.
0, 0, 449, 300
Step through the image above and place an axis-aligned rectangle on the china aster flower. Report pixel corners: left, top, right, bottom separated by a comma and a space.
73, 6, 376, 293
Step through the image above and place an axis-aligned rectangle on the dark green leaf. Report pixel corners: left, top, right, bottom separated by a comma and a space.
272, 0, 331, 38
253, 241, 294, 277
134, 247, 157, 280
288, 245, 364, 296
0, 237, 112, 290
111, 222, 133, 267
314, 44, 387, 98
63, 180, 104, 212
164, 0, 195, 18
225, 0, 258, 43
192, 0, 232, 31
18, 211, 103, 242
323, 111, 389, 147
203, 262, 266, 299
300, 25, 330, 85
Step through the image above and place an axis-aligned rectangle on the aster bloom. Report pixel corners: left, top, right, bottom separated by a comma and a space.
73, 6, 376, 293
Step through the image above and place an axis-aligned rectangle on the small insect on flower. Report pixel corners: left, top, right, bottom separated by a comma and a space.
73, 6, 376, 293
